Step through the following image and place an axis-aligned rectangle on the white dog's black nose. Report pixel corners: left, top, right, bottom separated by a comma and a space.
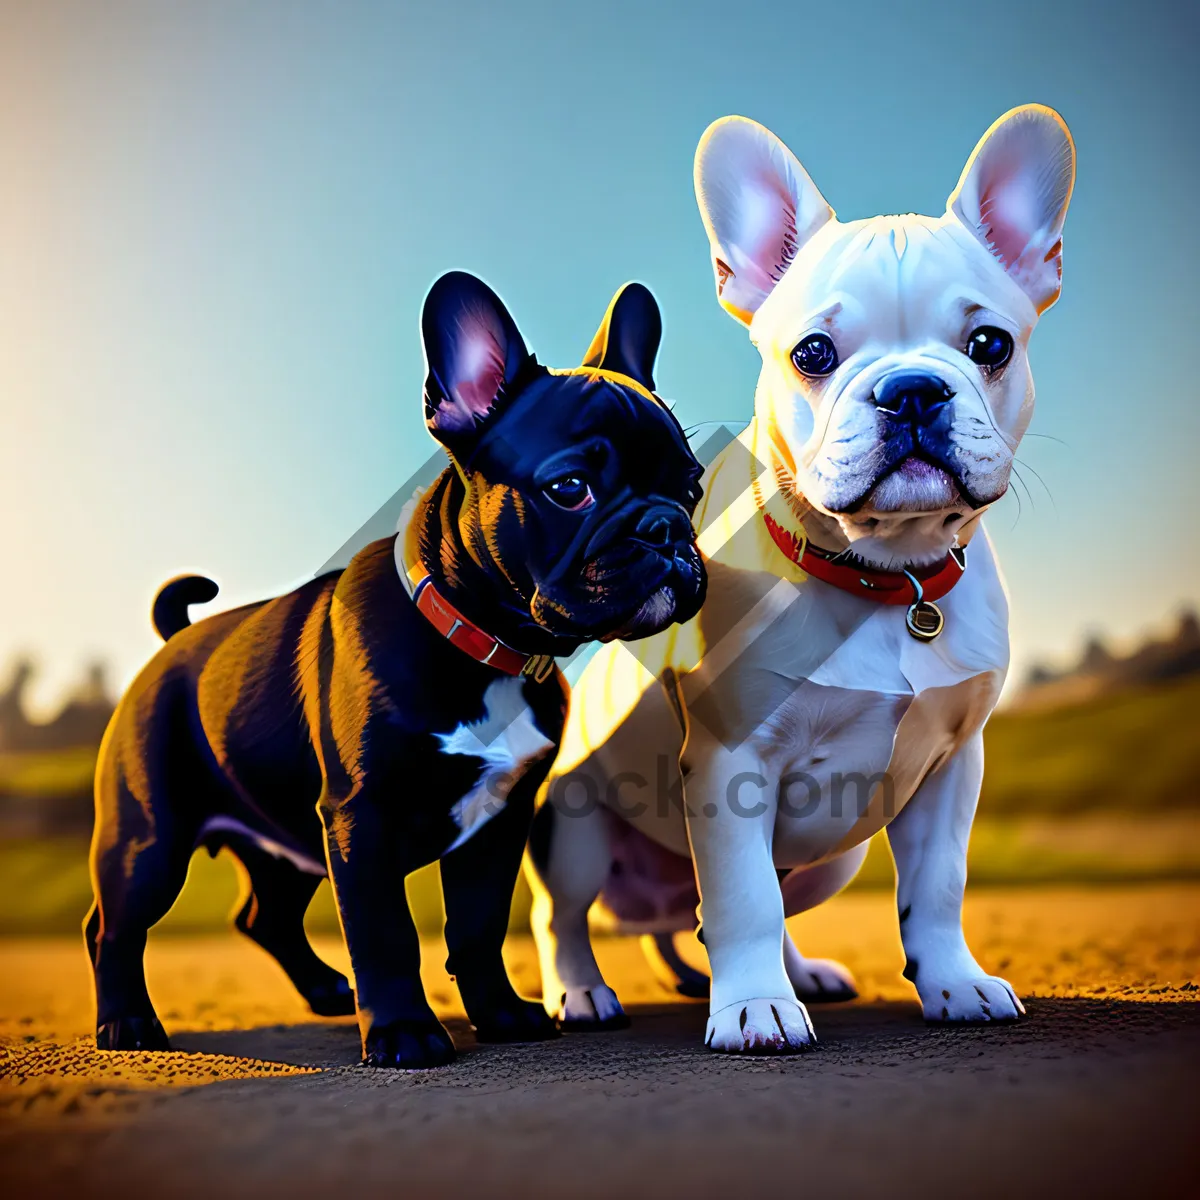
872, 372, 955, 425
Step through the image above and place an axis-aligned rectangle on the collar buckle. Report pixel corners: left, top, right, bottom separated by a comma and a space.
521, 654, 556, 683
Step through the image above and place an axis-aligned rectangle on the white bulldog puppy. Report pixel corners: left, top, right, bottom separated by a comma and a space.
526, 106, 1075, 1053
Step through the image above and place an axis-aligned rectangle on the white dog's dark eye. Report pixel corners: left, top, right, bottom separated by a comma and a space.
966, 326, 1013, 371
791, 333, 839, 378
544, 475, 595, 512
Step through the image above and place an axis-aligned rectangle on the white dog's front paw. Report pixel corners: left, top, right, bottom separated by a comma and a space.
705, 997, 816, 1055
919, 974, 1026, 1023
556, 984, 630, 1032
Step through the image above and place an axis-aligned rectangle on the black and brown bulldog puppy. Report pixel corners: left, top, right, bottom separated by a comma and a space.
86, 271, 706, 1068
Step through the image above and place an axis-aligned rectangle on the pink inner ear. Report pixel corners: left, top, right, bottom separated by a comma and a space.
452, 321, 505, 415
976, 165, 1041, 269
735, 175, 798, 290
435, 308, 507, 432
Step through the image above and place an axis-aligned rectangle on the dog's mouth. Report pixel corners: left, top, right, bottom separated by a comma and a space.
835, 445, 1005, 515
861, 455, 965, 513
597, 585, 677, 642
532, 541, 705, 643
595, 539, 706, 641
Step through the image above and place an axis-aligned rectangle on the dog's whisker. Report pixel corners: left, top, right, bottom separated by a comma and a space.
1011, 463, 1039, 511
1006, 465, 1033, 528
1013, 457, 1057, 512
1009, 463, 1031, 505
683, 419, 740, 435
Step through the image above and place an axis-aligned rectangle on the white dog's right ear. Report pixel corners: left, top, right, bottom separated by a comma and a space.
948, 105, 1076, 313
694, 116, 834, 326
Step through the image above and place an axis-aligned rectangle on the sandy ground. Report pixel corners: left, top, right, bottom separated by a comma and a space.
2, 885, 1198, 1199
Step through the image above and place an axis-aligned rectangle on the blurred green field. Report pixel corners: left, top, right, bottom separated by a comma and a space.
2, 673, 1197, 936
981, 674, 1200, 813
0, 745, 96, 802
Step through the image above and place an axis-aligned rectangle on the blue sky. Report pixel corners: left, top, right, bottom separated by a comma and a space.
2, 0, 1198, 711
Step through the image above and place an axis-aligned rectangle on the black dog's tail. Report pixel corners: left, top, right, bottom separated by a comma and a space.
152, 575, 220, 641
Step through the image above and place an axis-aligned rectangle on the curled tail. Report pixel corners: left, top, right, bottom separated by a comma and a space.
152, 575, 219, 641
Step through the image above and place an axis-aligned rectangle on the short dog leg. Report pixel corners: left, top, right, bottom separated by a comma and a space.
526, 799, 627, 1030
686, 749, 814, 1054
887, 732, 1024, 1023
320, 790, 455, 1069
227, 835, 354, 1018
88, 775, 196, 1052
440, 766, 558, 1045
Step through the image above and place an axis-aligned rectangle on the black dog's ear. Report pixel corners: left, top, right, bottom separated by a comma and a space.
581, 282, 662, 392
421, 271, 531, 448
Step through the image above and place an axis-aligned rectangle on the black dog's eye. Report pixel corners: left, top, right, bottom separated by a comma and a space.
791, 333, 839, 379
543, 475, 595, 512
966, 326, 1014, 371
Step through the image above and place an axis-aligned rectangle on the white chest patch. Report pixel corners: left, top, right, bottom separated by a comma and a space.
436, 676, 555, 852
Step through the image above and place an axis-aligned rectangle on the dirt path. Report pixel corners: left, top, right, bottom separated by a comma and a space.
2, 886, 1198, 1198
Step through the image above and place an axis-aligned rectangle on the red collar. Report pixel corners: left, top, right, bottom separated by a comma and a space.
761, 510, 966, 642
394, 505, 557, 681
404, 565, 556, 683
762, 511, 966, 604
411, 575, 556, 682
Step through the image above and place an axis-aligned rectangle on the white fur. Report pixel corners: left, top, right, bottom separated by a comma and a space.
527, 107, 1073, 1052
437, 676, 553, 853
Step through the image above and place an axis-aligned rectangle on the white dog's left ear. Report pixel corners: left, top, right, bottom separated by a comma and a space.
948, 104, 1076, 313
695, 116, 834, 326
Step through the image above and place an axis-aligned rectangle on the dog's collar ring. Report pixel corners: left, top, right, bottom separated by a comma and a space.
901, 570, 946, 643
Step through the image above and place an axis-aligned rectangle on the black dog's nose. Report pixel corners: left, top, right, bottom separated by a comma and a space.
636, 508, 691, 547
872, 372, 955, 425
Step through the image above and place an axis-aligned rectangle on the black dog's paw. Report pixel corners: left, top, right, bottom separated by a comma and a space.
305, 975, 356, 1018
96, 1016, 171, 1052
362, 1019, 456, 1069
472, 999, 560, 1044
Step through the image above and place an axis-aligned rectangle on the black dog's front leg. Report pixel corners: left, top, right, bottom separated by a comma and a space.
440, 761, 558, 1044
320, 788, 455, 1068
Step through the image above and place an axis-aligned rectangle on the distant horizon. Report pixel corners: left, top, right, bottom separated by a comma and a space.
6, 600, 1198, 725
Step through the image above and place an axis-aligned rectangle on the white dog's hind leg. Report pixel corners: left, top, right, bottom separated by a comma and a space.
886, 732, 1025, 1022
779, 843, 868, 1001
526, 801, 628, 1030
782, 934, 858, 1002
641, 931, 710, 999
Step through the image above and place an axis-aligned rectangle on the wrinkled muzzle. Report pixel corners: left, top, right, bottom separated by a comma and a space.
814, 368, 1012, 514
532, 500, 706, 642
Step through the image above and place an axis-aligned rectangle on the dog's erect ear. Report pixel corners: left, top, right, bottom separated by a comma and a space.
421, 271, 531, 448
948, 105, 1076, 314
581, 282, 662, 391
694, 116, 834, 326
